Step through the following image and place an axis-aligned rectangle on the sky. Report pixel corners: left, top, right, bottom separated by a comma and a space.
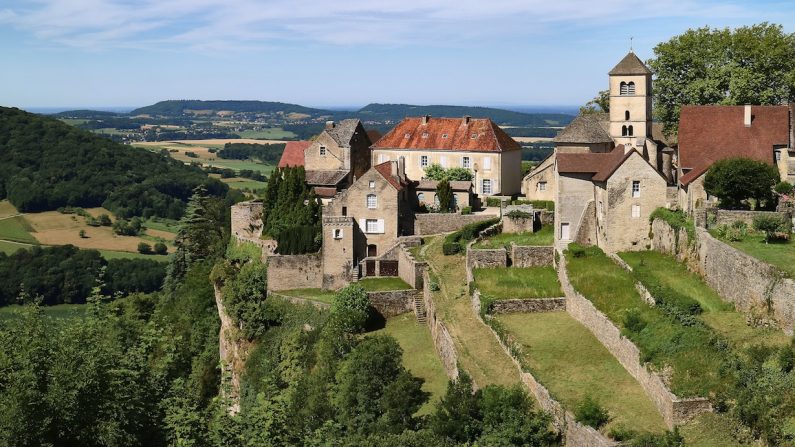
1, 0, 795, 111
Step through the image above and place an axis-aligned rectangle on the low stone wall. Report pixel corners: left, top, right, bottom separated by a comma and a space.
503, 215, 534, 233
466, 248, 507, 283
423, 270, 459, 379
398, 243, 428, 289
490, 298, 566, 314
652, 219, 795, 335
267, 292, 332, 309
231, 200, 263, 239
266, 252, 323, 291
714, 209, 789, 227
367, 289, 416, 318
512, 245, 554, 267
558, 254, 711, 428
414, 213, 494, 235
234, 236, 278, 261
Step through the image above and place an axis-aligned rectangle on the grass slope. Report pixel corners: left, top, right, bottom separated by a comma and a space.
712, 231, 795, 277
474, 267, 562, 299
472, 225, 554, 249
0, 216, 38, 244
277, 289, 337, 305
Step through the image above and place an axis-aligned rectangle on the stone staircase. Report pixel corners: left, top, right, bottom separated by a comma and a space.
413, 292, 427, 324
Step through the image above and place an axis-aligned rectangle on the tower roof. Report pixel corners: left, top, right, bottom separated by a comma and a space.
609, 52, 652, 76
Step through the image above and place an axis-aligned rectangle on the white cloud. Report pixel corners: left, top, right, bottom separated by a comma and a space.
0, 0, 767, 51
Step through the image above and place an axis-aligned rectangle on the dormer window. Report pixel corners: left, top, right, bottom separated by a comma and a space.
442, 133, 448, 139
319, 145, 326, 156
422, 132, 429, 139
404, 133, 411, 139
471, 133, 478, 139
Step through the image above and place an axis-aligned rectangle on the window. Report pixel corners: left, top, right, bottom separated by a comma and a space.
628, 125, 634, 136
421, 132, 429, 139
471, 133, 478, 139
366, 194, 377, 209
442, 133, 448, 139
560, 222, 570, 240
631, 204, 641, 218
462, 156, 471, 168
366, 219, 379, 233
319, 145, 326, 156
420, 155, 429, 167
333, 229, 343, 239
482, 179, 492, 195
404, 133, 411, 139
620, 82, 628, 95
631, 181, 640, 198
627, 82, 635, 95
483, 157, 492, 170
625, 110, 630, 120
342, 206, 347, 216
369, 181, 375, 188
622, 125, 628, 136
538, 181, 547, 191
417, 192, 425, 202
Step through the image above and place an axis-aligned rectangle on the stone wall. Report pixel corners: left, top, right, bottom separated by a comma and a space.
235, 236, 278, 261
503, 215, 535, 233
558, 254, 711, 428
367, 289, 416, 318
465, 248, 507, 283
398, 243, 428, 289
214, 283, 254, 415
651, 219, 795, 335
423, 270, 459, 379
266, 253, 323, 291
489, 298, 566, 314
231, 200, 263, 239
267, 292, 331, 310
714, 209, 790, 227
414, 213, 494, 235
511, 245, 554, 267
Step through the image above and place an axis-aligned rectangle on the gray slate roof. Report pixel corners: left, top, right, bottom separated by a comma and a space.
553, 113, 612, 144
305, 170, 349, 186
609, 52, 652, 76
326, 119, 362, 147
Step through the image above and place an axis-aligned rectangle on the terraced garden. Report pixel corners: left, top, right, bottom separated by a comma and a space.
472, 225, 554, 249
710, 231, 795, 277
473, 266, 562, 299
358, 277, 412, 291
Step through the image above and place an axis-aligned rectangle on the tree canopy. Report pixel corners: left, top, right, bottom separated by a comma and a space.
649, 23, 795, 135
703, 157, 780, 209
260, 167, 322, 255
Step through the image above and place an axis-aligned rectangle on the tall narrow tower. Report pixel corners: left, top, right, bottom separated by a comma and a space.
608, 52, 652, 149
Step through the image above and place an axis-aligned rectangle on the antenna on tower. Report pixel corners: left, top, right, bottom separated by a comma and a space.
630, 36, 634, 52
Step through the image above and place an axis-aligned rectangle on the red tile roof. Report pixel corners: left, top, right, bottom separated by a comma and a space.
373, 161, 410, 191
678, 105, 789, 185
313, 186, 338, 198
556, 145, 660, 182
277, 140, 311, 168
371, 117, 521, 152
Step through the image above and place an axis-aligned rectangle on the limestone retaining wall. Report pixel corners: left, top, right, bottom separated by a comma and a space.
558, 254, 711, 428
267, 292, 331, 310
512, 245, 555, 267
423, 270, 459, 379
266, 252, 323, 291
714, 209, 789, 227
503, 215, 534, 233
414, 213, 495, 235
398, 243, 428, 289
489, 298, 567, 314
231, 200, 263, 239
367, 289, 416, 318
652, 219, 795, 335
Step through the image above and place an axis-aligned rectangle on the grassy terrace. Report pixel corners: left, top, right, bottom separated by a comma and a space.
565, 245, 727, 397
472, 225, 554, 249
424, 236, 519, 387
620, 251, 790, 350
710, 231, 795, 277
0, 215, 38, 244
370, 313, 449, 415
358, 277, 412, 291
473, 266, 562, 299
276, 288, 337, 304
498, 312, 667, 435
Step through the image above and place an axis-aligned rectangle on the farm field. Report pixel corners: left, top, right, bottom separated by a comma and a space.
0, 200, 19, 218
235, 128, 296, 139
474, 266, 562, 299
0, 215, 38, 244
133, 141, 277, 176
369, 313, 449, 415
220, 178, 268, 191
498, 312, 667, 435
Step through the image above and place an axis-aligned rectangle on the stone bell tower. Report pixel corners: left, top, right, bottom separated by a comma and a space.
608, 52, 652, 149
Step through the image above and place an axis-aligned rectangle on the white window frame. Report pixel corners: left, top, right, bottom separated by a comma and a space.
319, 145, 326, 156
365, 219, 378, 233
631, 204, 641, 218
333, 228, 343, 239
420, 155, 429, 168
538, 181, 547, 191
366, 194, 377, 209
631, 181, 640, 198
482, 179, 492, 195
369, 181, 375, 189
462, 156, 471, 168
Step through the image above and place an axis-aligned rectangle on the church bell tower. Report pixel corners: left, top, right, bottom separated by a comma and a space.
608, 52, 652, 149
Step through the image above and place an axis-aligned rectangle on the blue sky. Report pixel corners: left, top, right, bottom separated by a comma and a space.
2, 0, 794, 110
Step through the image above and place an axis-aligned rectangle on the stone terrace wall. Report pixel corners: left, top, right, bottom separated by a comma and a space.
558, 254, 711, 428
414, 213, 494, 235
652, 219, 795, 335
367, 290, 416, 318
503, 215, 534, 233
490, 298, 566, 314
267, 292, 331, 310
466, 248, 507, 283
512, 245, 554, 267
266, 253, 323, 291
398, 243, 427, 289
422, 270, 459, 379
714, 209, 789, 227
231, 200, 263, 239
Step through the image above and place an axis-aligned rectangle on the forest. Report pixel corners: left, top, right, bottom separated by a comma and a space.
217, 142, 286, 164
0, 107, 227, 219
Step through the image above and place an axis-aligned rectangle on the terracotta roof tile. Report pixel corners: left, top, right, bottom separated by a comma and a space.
678, 105, 788, 185
373, 161, 410, 191
557, 145, 642, 182
371, 117, 521, 152
278, 140, 311, 168
313, 187, 338, 198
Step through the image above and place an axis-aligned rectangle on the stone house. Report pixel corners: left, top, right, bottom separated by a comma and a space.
677, 105, 793, 214
370, 116, 523, 198
303, 119, 374, 198
321, 160, 413, 289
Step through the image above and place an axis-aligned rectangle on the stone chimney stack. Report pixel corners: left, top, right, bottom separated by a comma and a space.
744, 105, 752, 127
422, 114, 430, 125
398, 156, 406, 179
326, 120, 335, 130
390, 160, 398, 177
462, 115, 471, 125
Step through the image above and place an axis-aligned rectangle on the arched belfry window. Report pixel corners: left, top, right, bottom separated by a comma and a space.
628, 125, 634, 136
627, 82, 636, 95
622, 125, 628, 136
625, 110, 630, 120
620, 82, 628, 95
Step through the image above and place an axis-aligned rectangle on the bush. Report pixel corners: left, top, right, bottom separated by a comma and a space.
137, 242, 152, 254
437, 179, 454, 213
629, 429, 685, 447
623, 308, 647, 333
774, 181, 794, 195
461, 206, 472, 215
185, 151, 199, 158
704, 157, 779, 209
442, 241, 461, 255
112, 217, 144, 236
574, 395, 609, 429
442, 218, 499, 256
485, 197, 502, 207
153, 242, 168, 255
505, 210, 531, 219
78, 229, 87, 238
97, 214, 112, 226
753, 214, 792, 242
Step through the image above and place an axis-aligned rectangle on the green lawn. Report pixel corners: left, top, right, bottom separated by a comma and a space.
474, 267, 562, 299
566, 246, 728, 398
711, 231, 795, 277
0, 240, 34, 255
0, 200, 19, 218
498, 312, 667, 436
98, 249, 169, 261
358, 277, 412, 292
0, 216, 38, 244
0, 304, 87, 322
680, 413, 755, 447
222, 178, 268, 191
277, 288, 337, 305
369, 313, 449, 415
235, 128, 296, 140
473, 225, 553, 249
619, 251, 790, 350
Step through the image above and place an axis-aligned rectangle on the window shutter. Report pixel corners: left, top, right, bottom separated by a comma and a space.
483, 157, 491, 170
378, 219, 385, 233
359, 219, 366, 231
493, 179, 499, 194
440, 156, 447, 167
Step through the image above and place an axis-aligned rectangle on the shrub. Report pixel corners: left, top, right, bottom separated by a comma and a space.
485, 197, 502, 207
623, 308, 647, 333
97, 214, 112, 226
608, 426, 638, 442
331, 283, 370, 334
185, 151, 199, 158
137, 242, 152, 254
505, 210, 531, 219
78, 229, 87, 238
112, 217, 144, 236
442, 218, 499, 256
461, 206, 472, 215
153, 242, 168, 255
574, 395, 609, 429
774, 181, 794, 195
85, 216, 100, 227
753, 215, 792, 242
437, 179, 454, 213
629, 429, 685, 447
704, 157, 779, 209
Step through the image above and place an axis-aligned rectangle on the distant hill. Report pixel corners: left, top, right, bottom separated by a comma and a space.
52, 110, 120, 119
0, 107, 226, 218
130, 100, 329, 117
356, 103, 573, 127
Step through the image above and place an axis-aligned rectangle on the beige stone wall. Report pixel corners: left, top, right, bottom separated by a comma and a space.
231, 200, 263, 239
714, 209, 789, 227
522, 155, 556, 201
266, 252, 324, 291
502, 215, 534, 233
601, 152, 667, 252
489, 298, 566, 313
498, 149, 523, 196
422, 270, 460, 379
367, 290, 416, 318
321, 217, 356, 290
304, 132, 347, 172
511, 245, 554, 267
556, 173, 595, 243
413, 213, 494, 235
608, 73, 652, 147
398, 243, 427, 289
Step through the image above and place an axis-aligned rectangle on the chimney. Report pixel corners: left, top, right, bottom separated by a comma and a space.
398, 156, 406, 179
462, 115, 471, 126
325, 120, 335, 130
390, 160, 398, 177
422, 114, 430, 125
744, 105, 752, 127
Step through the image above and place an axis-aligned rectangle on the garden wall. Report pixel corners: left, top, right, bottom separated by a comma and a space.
266, 253, 323, 291
651, 219, 795, 335
231, 200, 263, 239
414, 213, 494, 235
422, 270, 459, 379
367, 289, 416, 318
558, 255, 711, 428
512, 245, 554, 267
503, 215, 534, 233
398, 243, 427, 289
267, 292, 331, 310
713, 209, 789, 227
465, 248, 507, 283
489, 298, 566, 313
